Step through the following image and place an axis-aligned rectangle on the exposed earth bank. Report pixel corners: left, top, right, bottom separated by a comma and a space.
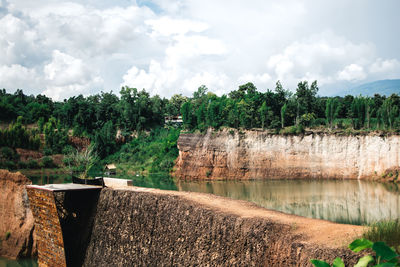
84, 186, 363, 266
0, 169, 37, 259
174, 129, 400, 180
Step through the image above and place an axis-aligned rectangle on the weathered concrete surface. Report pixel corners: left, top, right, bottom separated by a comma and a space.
26, 185, 101, 267
27, 188, 67, 267
174, 129, 400, 180
83, 187, 363, 266
0, 169, 36, 259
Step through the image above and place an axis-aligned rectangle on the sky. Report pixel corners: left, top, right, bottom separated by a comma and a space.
0, 0, 399, 100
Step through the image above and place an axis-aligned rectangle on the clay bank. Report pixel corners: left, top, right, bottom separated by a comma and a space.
174, 129, 400, 180
26, 184, 364, 266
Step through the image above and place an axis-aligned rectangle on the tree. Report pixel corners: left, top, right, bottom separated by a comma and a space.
181, 101, 194, 129
281, 103, 287, 128
295, 80, 319, 122
93, 121, 117, 159
325, 98, 341, 129
259, 102, 268, 129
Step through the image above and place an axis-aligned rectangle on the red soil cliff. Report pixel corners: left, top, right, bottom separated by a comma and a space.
0, 169, 37, 259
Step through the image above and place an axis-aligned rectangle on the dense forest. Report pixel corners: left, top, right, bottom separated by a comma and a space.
1, 81, 400, 174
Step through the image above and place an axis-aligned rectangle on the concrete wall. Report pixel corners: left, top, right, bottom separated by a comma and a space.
82, 188, 363, 266
26, 188, 67, 267
27, 188, 100, 267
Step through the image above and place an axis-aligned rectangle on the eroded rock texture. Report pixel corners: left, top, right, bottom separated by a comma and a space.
174, 129, 400, 180
0, 169, 36, 259
83, 188, 361, 267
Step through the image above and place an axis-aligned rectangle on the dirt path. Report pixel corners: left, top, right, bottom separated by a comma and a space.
112, 185, 364, 249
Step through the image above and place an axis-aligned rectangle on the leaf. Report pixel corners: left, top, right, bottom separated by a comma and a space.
372, 242, 398, 261
332, 257, 345, 267
354, 255, 374, 267
310, 259, 331, 267
349, 238, 373, 252
373, 263, 396, 267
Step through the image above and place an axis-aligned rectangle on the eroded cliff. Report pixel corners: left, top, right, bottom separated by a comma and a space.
174, 129, 400, 180
83, 187, 363, 266
0, 169, 36, 259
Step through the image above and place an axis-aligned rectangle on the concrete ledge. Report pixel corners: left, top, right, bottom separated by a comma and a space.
101, 177, 133, 187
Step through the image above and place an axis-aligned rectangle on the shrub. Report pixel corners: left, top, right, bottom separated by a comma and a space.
43, 148, 53, 156
40, 156, 55, 168
4, 161, 16, 170
27, 159, 39, 169
18, 161, 28, 169
0, 147, 18, 161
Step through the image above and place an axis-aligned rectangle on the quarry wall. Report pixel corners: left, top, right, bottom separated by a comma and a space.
174, 129, 400, 180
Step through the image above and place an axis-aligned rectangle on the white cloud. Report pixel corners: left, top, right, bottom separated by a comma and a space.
42, 50, 103, 100
265, 31, 376, 89
0, 0, 399, 98
337, 64, 366, 82
145, 16, 208, 37
369, 58, 400, 75
0, 64, 39, 90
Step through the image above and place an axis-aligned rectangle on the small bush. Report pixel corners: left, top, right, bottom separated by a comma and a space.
40, 156, 55, 168
0, 147, 18, 161
206, 170, 212, 178
18, 161, 28, 169
4, 161, 16, 170
27, 159, 39, 169
62, 145, 74, 155
43, 148, 53, 156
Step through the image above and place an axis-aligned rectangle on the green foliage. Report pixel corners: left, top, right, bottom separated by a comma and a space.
27, 159, 39, 169
40, 156, 55, 168
106, 127, 180, 174
310, 258, 344, 267
64, 146, 98, 178
326, 98, 341, 129
0, 116, 40, 150
92, 121, 117, 159
311, 238, 400, 267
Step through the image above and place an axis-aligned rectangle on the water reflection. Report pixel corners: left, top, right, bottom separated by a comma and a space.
25, 171, 400, 225
0, 258, 37, 267
177, 179, 400, 225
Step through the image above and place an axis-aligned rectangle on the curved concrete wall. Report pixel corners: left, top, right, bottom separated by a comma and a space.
83, 187, 363, 266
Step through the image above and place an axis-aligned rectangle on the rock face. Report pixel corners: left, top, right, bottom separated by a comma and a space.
83, 187, 363, 266
0, 169, 36, 259
174, 129, 400, 180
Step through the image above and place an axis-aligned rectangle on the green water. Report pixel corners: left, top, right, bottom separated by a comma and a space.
177, 179, 400, 225
26, 173, 400, 225
0, 258, 37, 267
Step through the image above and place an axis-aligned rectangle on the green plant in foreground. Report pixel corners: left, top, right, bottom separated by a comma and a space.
311, 238, 399, 267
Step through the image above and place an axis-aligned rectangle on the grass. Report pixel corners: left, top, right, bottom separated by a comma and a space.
363, 219, 400, 252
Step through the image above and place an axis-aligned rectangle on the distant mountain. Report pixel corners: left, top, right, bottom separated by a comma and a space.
339, 79, 400, 96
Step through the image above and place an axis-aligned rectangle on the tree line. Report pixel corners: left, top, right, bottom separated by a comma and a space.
1, 81, 400, 159
180, 81, 400, 132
